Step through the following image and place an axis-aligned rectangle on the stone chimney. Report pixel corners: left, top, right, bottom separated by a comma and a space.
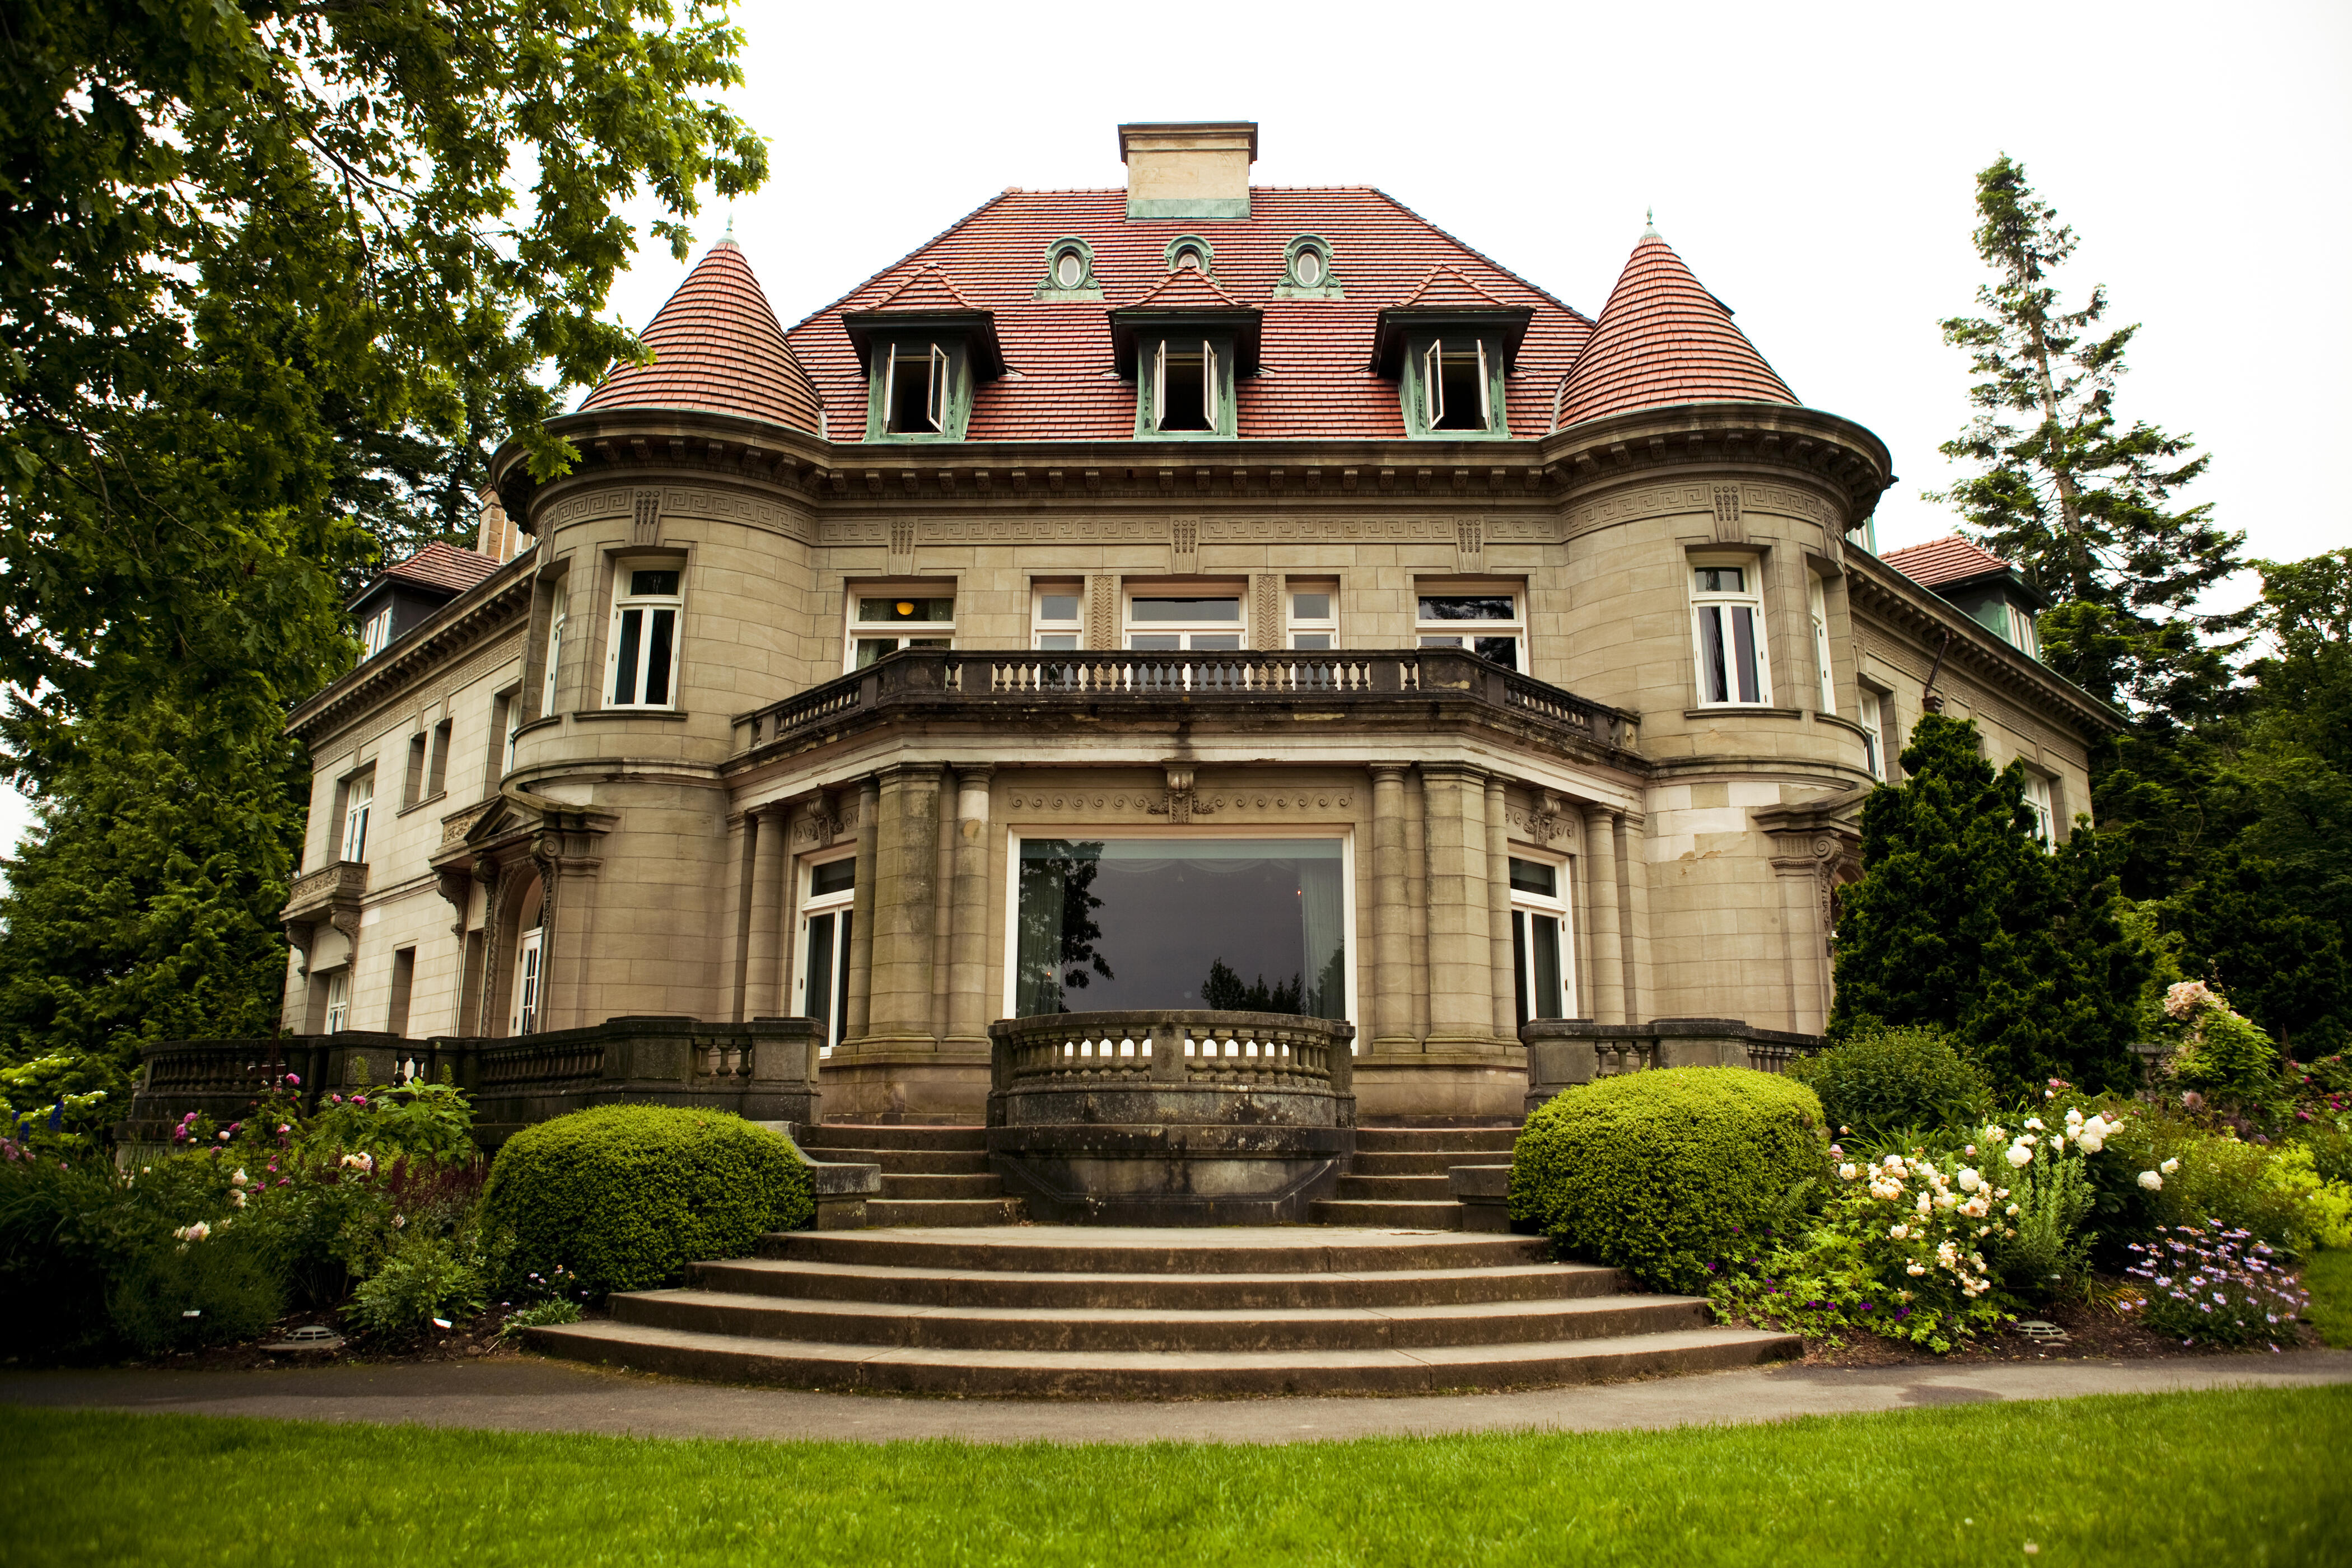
476, 484, 517, 563
1118, 121, 1258, 221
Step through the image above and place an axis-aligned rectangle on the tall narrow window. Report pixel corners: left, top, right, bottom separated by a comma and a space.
882, 343, 952, 435
1508, 857, 1574, 1025
541, 605, 566, 718
1126, 594, 1243, 650
1152, 339, 1218, 432
1417, 592, 1522, 670
608, 568, 682, 708
490, 689, 521, 780
425, 718, 452, 799
1032, 586, 1083, 651
2023, 773, 2055, 843
402, 732, 429, 809
1809, 575, 1837, 716
1691, 564, 1771, 706
1287, 588, 1337, 650
513, 926, 544, 1035
360, 606, 393, 659
323, 969, 351, 1035
2007, 603, 2041, 659
340, 773, 373, 862
1857, 688, 1887, 781
795, 856, 857, 1057
387, 948, 417, 1038
1421, 338, 1492, 432
847, 594, 955, 670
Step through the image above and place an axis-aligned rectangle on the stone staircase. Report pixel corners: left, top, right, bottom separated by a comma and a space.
528, 1226, 1796, 1397
1310, 1125, 1519, 1229
797, 1123, 1026, 1226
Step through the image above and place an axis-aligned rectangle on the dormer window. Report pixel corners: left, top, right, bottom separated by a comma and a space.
2005, 603, 2041, 658
1150, 338, 1224, 434
1421, 338, 1493, 432
1276, 235, 1343, 300
359, 605, 392, 659
883, 342, 952, 435
1372, 272, 1530, 441
1164, 235, 1214, 274
1034, 237, 1102, 301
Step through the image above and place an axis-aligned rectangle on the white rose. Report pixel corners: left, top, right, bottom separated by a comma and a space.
2006, 1142, 2034, 1169
231, 1168, 249, 1187
1958, 1168, 1982, 1192
1838, 1163, 1859, 1181
2139, 1170, 2164, 1191
2076, 1132, 2104, 1155
1917, 1194, 1933, 1215
1906, 1264, 1926, 1276
2026, 1118, 2045, 1132
2161, 1158, 2180, 1174
2065, 1109, 2083, 1127
1889, 1224, 1909, 1240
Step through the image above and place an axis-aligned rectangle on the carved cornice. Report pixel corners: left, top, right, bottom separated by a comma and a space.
1543, 402, 1894, 525
286, 561, 534, 746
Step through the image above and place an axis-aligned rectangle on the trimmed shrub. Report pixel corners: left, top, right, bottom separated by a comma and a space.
107, 1228, 284, 1355
1509, 1068, 1827, 1294
481, 1106, 811, 1296
1785, 1025, 1989, 1140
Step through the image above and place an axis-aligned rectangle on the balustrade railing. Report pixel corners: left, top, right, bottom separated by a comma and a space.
734, 647, 1634, 754
988, 1010, 1356, 1093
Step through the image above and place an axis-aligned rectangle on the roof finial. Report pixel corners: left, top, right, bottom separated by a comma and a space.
1641, 207, 1659, 240
724, 210, 734, 239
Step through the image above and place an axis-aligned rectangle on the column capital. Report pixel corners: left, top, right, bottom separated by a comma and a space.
1369, 762, 1410, 785
953, 762, 997, 788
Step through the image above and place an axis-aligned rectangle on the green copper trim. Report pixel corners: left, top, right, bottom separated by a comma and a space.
1272, 234, 1345, 300
862, 331, 977, 442
1160, 234, 1217, 274
1129, 197, 1250, 221
1033, 236, 1105, 302
1398, 329, 1514, 441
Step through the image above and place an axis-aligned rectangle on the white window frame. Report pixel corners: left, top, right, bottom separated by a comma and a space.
1124, 590, 1246, 651
500, 688, 523, 777
794, 852, 858, 1058
1150, 338, 1221, 433
1857, 687, 1887, 781
846, 591, 956, 671
323, 969, 351, 1035
513, 926, 544, 1036
1415, 589, 1523, 671
2007, 602, 2041, 658
1421, 337, 1493, 432
1690, 558, 1773, 707
1053, 249, 1086, 290
339, 772, 373, 863
540, 604, 566, 719
605, 565, 683, 710
2023, 772, 2055, 844
1291, 244, 1327, 288
1031, 585, 1084, 651
1809, 573, 1837, 716
1286, 586, 1338, 651
1508, 853, 1576, 1025
360, 606, 393, 659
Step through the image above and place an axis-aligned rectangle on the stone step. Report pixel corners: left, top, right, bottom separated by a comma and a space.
1351, 1150, 1499, 1176
801, 1123, 988, 1153
879, 1173, 1007, 1200
1334, 1174, 1454, 1201
609, 1288, 1710, 1354
810, 1147, 992, 1175
692, 1257, 1621, 1311
527, 1319, 1800, 1398
1354, 1127, 1518, 1155
1309, 1200, 1466, 1229
755, 1226, 1543, 1275
863, 1197, 1027, 1227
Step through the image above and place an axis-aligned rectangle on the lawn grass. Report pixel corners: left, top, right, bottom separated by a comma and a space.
2308, 1248, 2352, 1348
5, 1388, 2349, 1566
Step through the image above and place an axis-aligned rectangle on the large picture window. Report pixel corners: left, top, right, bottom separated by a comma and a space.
1691, 562, 1771, 706
1126, 593, 1243, 651
607, 568, 681, 708
1011, 838, 1349, 1021
795, 855, 856, 1057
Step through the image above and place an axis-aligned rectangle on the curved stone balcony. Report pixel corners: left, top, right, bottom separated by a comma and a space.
732, 647, 1640, 763
984, 1009, 1359, 1225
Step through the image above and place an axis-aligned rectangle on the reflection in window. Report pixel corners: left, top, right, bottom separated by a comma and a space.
1014, 838, 1348, 1021
1692, 564, 1770, 706
1509, 856, 1573, 1024
1126, 595, 1242, 651
848, 594, 954, 670
1417, 593, 1522, 670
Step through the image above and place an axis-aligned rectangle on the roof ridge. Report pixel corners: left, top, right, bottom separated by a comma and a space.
788, 189, 1019, 334
865, 263, 983, 312
1121, 266, 1248, 310
1362, 188, 1595, 327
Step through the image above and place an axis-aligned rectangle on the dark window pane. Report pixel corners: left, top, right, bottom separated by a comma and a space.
1511, 911, 1530, 1026
629, 570, 680, 597
1472, 636, 1518, 670
1420, 634, 1464, 648
1291, 593, 1332, 620
1190, 633, 1242, 651
1695, 567, 1744, 594
1529, 915, 1565, 1019
1159, 349, 1210, 431
1699, 605, 1729, 703
1732, 605, 1760, 702
1418, 595, 1515, 622
854, 637, 898, 668
1434, 351, 1485, 430
857, 596, 953, 623
1292, 633, 1332, 651
642, 608, 675, 705
1129, 633, 1182, 650
613, 607, 643, 704
810, 858, 856, 897
803, 913, 836, 1040
1039, 593, 1080, 621
1037, 633, 1080, 651
1508, 857, 1556, 896
1132, 598, 1240, 622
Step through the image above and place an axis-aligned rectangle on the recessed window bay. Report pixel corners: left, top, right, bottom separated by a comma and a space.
1014, 838, 1348, 1020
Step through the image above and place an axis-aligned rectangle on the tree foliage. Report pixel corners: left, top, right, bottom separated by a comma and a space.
1832, 715, 2146, 1094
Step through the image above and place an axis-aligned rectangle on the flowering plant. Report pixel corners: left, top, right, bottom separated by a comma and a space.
2121, 1221, 2308, 1347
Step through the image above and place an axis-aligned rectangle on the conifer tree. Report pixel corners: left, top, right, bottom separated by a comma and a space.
1933, 155, 2250, 718
1832, 715, 2146, 1093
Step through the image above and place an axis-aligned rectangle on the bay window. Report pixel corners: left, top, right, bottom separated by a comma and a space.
1691, 562, 1771, 706
606, 568, 682, 708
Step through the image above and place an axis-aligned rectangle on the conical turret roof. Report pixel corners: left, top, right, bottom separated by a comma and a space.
581, 239, 823, 433
1553, 228, 1796, 428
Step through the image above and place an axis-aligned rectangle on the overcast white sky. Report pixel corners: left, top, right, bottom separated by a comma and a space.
2, 0, 2345, 866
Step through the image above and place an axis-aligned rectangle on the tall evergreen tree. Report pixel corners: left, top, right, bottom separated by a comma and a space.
1933, 155, 2250, 718
1832, 715, 2146, 1093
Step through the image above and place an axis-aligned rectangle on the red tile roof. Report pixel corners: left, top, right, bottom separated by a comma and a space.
1879, 534, 2020, 589
865, 265, 982, 312
1390, 266, 1511, 311
581, 239, 823, 433
778, 188, 1595, 441
1121, 265, 1250, 311
1553, 230, 1797, 428
384, 540, 501, 596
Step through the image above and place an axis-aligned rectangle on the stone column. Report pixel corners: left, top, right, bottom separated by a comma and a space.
1369, 765, 1413, 1051
742, 806, 787, 1018
1583, 805, 1626, 1025
1485, 775, 1515, 1039
867, 763, 945, 1046
946, 764, 995, 1046
1620, 811, 1655, 1026
716, 813, 753, 1023
843, 777, 880, 1042
1768, 838, 1830, 1035
1404, 771, 1429, 1042
1421, 763, 1494, 1049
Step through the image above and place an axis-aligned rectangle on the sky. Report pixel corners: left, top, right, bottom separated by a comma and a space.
1, 0, 2345, 866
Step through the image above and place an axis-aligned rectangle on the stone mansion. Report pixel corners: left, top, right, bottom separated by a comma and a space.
274, 122, 2110, 1126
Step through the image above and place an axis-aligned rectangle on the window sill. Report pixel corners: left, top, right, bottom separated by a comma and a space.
1683, 706, 1804, 720
394, 791, 450, 819
513, 714, 562, 740
1810, 711, 1872, 738
575, 707, 690, 722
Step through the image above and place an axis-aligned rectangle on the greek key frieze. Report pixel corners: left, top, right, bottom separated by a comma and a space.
1568, 482, 1711, 535
1005, 790, 1356, 815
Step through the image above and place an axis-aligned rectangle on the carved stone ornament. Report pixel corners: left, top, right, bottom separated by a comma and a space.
1148, 764, 1217, 825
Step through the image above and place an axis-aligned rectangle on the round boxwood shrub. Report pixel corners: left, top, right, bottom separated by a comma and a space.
481, 1105, 811, 1296
1786, 1025, 1989, 1139
1509, 1067, 1826, 1294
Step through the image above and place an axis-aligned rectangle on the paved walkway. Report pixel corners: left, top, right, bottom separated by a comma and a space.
6, 1350, 2347, 1444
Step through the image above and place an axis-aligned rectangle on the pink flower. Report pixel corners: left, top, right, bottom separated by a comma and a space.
283, 1074, 299, 1087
